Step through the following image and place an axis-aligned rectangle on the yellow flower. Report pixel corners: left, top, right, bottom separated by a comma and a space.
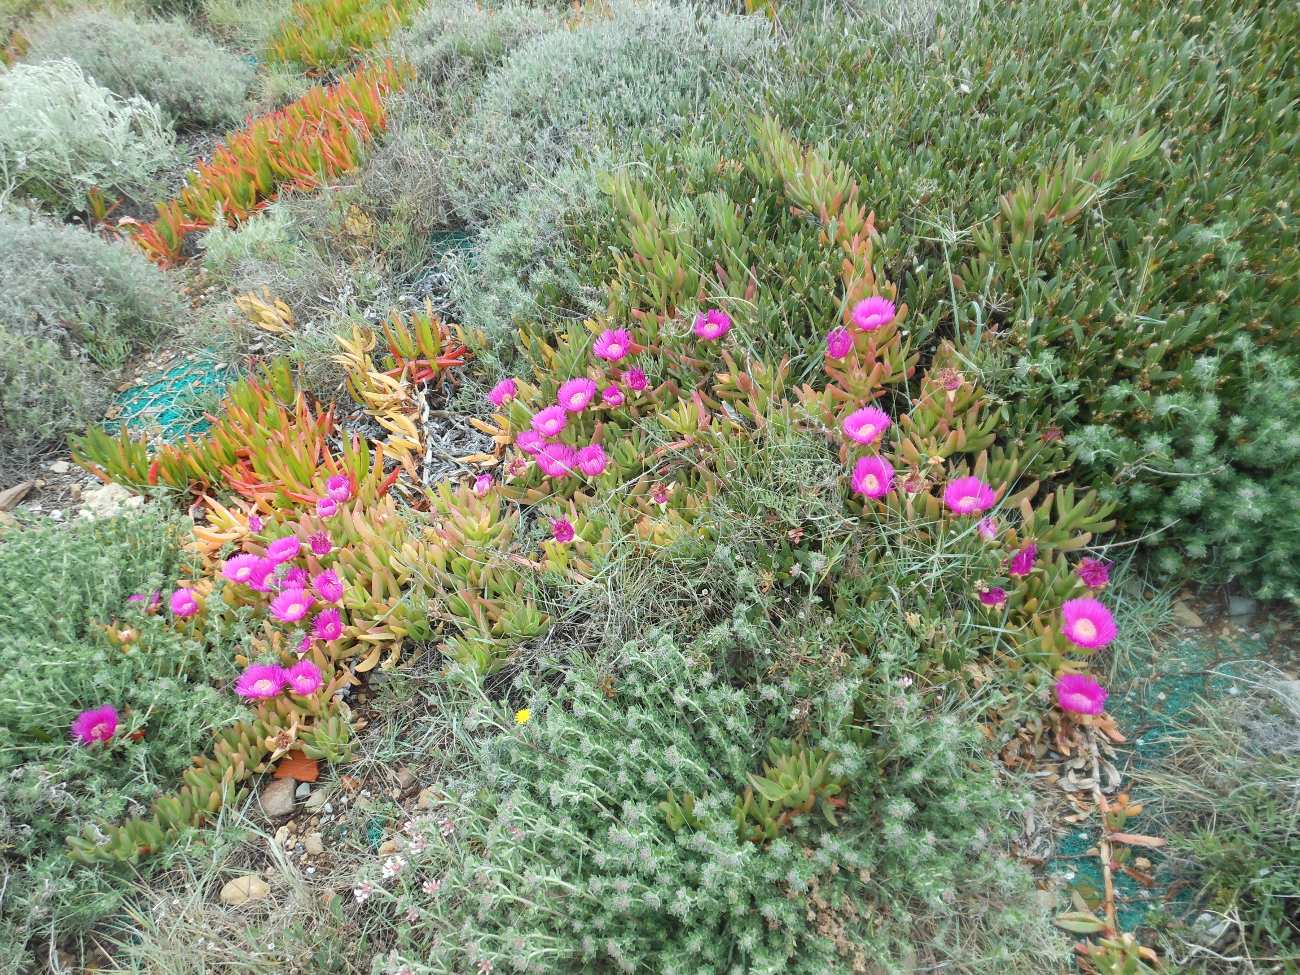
514, 708, 531, 726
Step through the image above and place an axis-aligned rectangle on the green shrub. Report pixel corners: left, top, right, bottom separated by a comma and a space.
23, 10, 254, 129
0, 508, 245, 968
0, 206, 185, 474
0, 58, 177, 213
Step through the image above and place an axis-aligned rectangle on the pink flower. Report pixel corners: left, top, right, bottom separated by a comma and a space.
536, 443, 579, 478
842, 406, 891, 445
473, 473, 493, 497
313, 608, 343, 641
127, 591, 162, 610
310, 532, 333, 557
977, 517, 998, 542
943, 476, 997, 516
577, 444, 608, 477
488, 378, 517, 407
278, 566, 309, 591
624, 368, 648, 392
70, 706, 118, 745
170, 588, 199, 617
236, 663, 287, 700
326, 474, 353, 503
1055, 673, 1109, 716
286, 659, 324, 696
267, 535, 301, 564
593, 329, 632, 362
1077, 558, 1111, 589
850, 296, 896, 332
1009, 543, 1037, 577
825, 327, 853, 360
552, 518, 575, 543
852, 455, 894, 499
557, 378, 597, 413
248, 515, 263, 533
531, 406, 567, 438
516, 430, 546, 455
270, 588, 314, 623
245, 558, 278, 592
313, 569, 344, 603
652, 485, 669, 505
602, 385, 624, 407
693, 308, 732, 341
316, 497, 338, 518
979, 587, 1007, 608
223, 554, 265, 586
298, 634, 312, 655
1060, 598, 1118, 650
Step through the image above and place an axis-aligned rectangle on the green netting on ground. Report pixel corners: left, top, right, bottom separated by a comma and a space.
1049, 631, 1271, 932
113, 355, 236, 442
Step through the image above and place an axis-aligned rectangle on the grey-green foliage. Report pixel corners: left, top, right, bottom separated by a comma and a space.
0, 59, 177, 213
0, 206, 184, 471
23, 10, 253, 129
443, 0, 772, 227
357, 621, 1064, 973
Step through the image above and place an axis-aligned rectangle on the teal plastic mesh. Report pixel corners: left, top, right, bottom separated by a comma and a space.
112, 355, 236, 442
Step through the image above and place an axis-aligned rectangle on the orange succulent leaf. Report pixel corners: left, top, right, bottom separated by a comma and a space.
272, 750, 320, 782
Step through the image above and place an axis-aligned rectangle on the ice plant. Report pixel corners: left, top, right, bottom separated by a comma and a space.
531, 405, 567, 438
310, 531, 333, 556
223, 553, 266, 586
693, 309, 732, 341
248, 515, 263, 533
316, 497, 338, 518
593, 328, 632, 362
842, 406, 891, 445
1055, 673, 1109, 716
326, 474, 353, 503
552, 518, 575, 543
557, 378, 597, 413
473, 473, 493, 497
977, 517, 998, 542
852, 455, 894, 499
170, 588, 199, 618
577, 444, 608, 477
71, 706, 118, 745
943, 476, 997, 515
602, 385, 624, 407
825, 327, 853, 359
516, 430, 545, 455
624, 368, 648, 392
850, 296, 896, 332
1077, 558, 1111, 589
286, 659, 324, 696
279, 566, 309, 591
313, 569, 344, 603
1060, 598, 1118, 650
1009, 543, 1037, 577
536, 444, 578, 478
488, 378, 517, 407
270, 588, 314, 623
236, 663, 287, 700
313, 608, 343, 641
978, 587, 1007, 608
267, 535, 301, 564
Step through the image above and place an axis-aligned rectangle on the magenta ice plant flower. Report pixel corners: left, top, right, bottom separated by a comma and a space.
1060, 598, 1118, 650
943, 476, 997, 516
236, 663, 287, 700
1055, 672, 1109, 716
488, 378, 517, 407
531, 405, 567, 438
516, 430, 546, 455
278, 566, 309, 591
245, 557, 278, 592
552, 518, 575, 543
127, 590, 162, 610
979, 587, 1007, 608
577, 444, 608, 477
473, 473, 493, 496
850, 296, 896, 332
537, 443, 579, 478
270, 588, 314, 623
593, 329, 632, 362
843, 406, 891, 445
71, 705, 118, 745
624, 368, 648, 392
977, 517, 998, 542
326, 474, 353, 503
693, 309, 732, 341
313, 607, 343, 641
1077, 558, 1111, 589
558, 377, 597, 413
852, 455, 894, 499
316, 497, 338, 518
286, 659, 324, 696
170, 588, 199, 617
223, 554, 265, 586
248, 514, 263, 533
267, 535, 301, 564
310, 531, 333, 557
602, 385, 624, 407
1009, 543, 1037, 578
298, 634, 313, 655
313, 569, 344, 603
825, 327, 853, 360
